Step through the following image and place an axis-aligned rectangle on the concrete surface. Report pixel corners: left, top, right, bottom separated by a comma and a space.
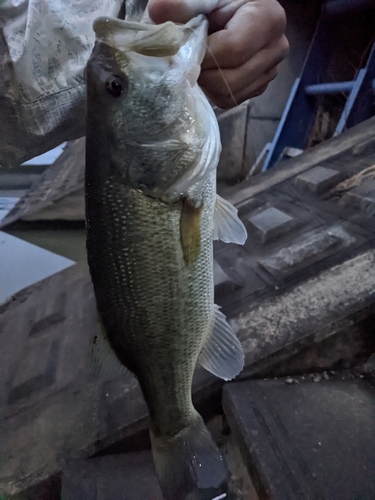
223, 374, 375, 500
0, 231, 74, 304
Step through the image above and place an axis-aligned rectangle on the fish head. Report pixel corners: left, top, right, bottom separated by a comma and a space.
86, 15, 219, 199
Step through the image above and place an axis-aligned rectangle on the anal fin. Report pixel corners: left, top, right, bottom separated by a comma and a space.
198, 305, 244, 381
89, 315, 129, 380
213, 195, 247, 245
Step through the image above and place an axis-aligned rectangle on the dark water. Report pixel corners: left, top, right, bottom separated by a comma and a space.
7, 223, 87, 263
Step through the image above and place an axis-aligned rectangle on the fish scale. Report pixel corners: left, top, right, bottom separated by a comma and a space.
89, 173, 215, 436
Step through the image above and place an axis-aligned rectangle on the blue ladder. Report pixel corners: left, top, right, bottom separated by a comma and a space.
262, 0, 375, 171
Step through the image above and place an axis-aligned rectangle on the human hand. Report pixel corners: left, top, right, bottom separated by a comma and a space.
147, 0, 289, 109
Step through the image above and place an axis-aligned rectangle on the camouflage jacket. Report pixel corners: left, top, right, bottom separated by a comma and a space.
0, 0, 124, 168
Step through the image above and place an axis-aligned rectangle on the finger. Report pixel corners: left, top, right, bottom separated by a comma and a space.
199, 36, 288, 95
148, 0, 220, 24
205, 0, 249, 32
203, 1, 287, 69
204, 82, 267, 109
200, 66, 279, 109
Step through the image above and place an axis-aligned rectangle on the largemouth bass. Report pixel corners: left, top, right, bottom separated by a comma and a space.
85, 13, 247, 500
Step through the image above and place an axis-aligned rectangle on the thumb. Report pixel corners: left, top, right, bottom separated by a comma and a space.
147, 0, 220, 24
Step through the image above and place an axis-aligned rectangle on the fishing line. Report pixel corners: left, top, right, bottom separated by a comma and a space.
204, 45, 239, 108
183, 23, 239, 107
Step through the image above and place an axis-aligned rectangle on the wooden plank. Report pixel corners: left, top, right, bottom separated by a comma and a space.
22, 188, 85, 221
221, 116, 375, 207
0, 139, 85, 228
216, 102, 249, 183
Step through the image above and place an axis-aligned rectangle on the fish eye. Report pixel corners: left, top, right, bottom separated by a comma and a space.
106, 75, 126, 98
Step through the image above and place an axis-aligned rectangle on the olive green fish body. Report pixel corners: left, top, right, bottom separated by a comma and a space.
85, 14, 247, 499
87, 171, 216, 437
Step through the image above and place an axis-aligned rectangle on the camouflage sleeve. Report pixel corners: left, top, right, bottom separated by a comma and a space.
0, 0, 124, 168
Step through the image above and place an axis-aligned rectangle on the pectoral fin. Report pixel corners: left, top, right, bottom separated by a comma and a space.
180, 197, 202, 265
198, 305, 244, 381
213, 195, 247, 245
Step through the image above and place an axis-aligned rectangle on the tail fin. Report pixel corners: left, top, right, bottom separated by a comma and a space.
150, 416, 229, 500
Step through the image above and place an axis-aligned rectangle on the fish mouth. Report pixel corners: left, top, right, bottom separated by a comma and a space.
93, 15, 206, 57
